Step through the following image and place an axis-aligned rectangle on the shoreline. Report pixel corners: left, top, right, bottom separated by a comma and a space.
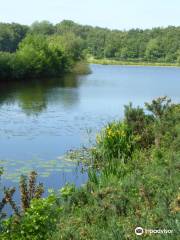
87, 58, 180, 68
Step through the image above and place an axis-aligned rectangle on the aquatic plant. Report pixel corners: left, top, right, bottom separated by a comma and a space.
93, 121, 138, 163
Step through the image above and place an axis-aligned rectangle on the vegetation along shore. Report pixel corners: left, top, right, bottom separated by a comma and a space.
1, 20, 180, 80
0, 97, 179, 239
87, 57, 180, 68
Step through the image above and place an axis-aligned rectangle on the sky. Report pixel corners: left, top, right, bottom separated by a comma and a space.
0, 0, 180, 30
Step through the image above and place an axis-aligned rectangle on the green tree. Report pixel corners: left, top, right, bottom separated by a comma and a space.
0, 23, 28, 52
48, 33, 85, 61
145, 38, 165, 61
30, 21, 55, 35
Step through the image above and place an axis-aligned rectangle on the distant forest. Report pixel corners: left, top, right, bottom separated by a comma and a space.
1, 20, 180, 63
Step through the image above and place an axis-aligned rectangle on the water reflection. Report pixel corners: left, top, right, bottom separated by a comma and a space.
0, 73, 81, 116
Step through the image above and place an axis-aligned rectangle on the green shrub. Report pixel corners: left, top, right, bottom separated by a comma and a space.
60, 183, 76, 200
95, 122, 138, 161
16, 34, 70, 78
1, 193, 62, 240
124, 102, 154, 148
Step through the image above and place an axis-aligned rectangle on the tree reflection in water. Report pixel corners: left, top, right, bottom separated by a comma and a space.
0, 73, 82, 116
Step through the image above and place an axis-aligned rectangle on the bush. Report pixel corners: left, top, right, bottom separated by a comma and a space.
16, 34, 70, 78
1, 193, 62, 240
124, 103, 154, 148
95, 122, 138, 161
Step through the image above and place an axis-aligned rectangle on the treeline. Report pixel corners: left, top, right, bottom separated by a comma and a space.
1, 20, 180, 79
57, 21, 180, 63
1, 20, 180, 63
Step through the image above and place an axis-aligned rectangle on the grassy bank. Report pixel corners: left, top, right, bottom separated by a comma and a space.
0, 97, 180, 239
87, 57, 180, 68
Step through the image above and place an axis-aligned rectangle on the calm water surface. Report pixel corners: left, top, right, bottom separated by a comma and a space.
0, 64, 180, 193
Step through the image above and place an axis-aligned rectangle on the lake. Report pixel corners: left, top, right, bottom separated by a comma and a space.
0, 64, 180, 194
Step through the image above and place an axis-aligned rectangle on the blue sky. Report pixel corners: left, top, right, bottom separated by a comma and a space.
0, 0, 180, 29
